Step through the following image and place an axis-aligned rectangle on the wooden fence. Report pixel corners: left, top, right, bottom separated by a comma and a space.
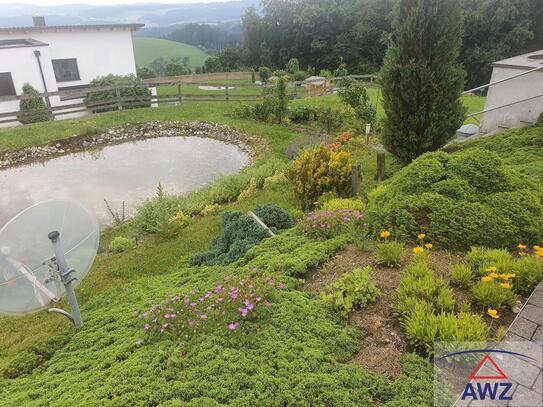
0, 73, 376, 126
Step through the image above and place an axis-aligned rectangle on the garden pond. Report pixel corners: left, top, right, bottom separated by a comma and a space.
0, 136, 249, 226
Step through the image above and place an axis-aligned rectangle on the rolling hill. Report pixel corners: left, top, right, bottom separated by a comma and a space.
133, 37, 210, 70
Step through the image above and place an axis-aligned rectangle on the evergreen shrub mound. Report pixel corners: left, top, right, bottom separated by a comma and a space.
17, 83, 51, 124
189, 204, 294, 266
366, 149, 543, 250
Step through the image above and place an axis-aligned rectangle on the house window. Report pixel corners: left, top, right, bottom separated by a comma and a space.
52, 58, 80, 82
0, 72, 16, 97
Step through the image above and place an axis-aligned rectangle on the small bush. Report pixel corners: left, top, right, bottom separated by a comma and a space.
108, 236, 135, 253
297, 209, 364, 240
288, 105, 317, 122
324, 266, 381, 317
293, 70, 307, 81
511, 256, 543, 296
337, 78, 376, 129
315, 106, 345, 133
189, 204, 293, 266
451, 264, 474, 288
471, 280, 517, 310
286, 145, 352, 210
375, 241, 405, 267
18, 83, 50, 124
464, 247, 513, 276
258, 66, 272, 83
85, 74, 151, 113
320, 198, 365, 212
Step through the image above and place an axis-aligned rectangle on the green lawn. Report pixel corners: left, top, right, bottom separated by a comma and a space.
133, 37, 210, 69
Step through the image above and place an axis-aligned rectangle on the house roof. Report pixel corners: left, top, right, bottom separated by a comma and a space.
0, 38, 48, 49
492, 49, 543, 71
0, 23, 144, 34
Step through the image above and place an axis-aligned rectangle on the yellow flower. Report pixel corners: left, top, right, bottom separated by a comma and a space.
507, 273, 516, 279
518, 251, 527, 257
500, 282, 511, 289
498, 274, 509, 280
413, 246, 424, 254
424, 243, 433, 250
517, 244, 527, 250
535, 250, 543, 258
485, 266, 497, 273
380, 230, 391, 239
418, 233, 426, 240
481, 276, 493, 283
533, 245, 541, 251
489, 272, 499, 279
487, 309, 500, 319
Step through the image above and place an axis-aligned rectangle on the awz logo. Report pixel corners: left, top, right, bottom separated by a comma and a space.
460, 354, 512, 401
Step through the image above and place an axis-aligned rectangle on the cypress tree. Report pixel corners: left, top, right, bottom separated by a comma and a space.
380, 0, 466, 163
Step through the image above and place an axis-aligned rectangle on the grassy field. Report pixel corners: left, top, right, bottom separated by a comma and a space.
133, 37, 210, 69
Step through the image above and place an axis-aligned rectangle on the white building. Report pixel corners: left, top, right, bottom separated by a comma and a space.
480, 49, 543, 133
0, 16, 143, 125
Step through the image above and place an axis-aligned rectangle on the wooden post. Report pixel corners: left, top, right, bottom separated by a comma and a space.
351, 164, 361, 197
177, 83, 182, 105
365, 123, 371, 145
115, 85, 122, 111
225, 85, 229, 104
376, 146, 386, 181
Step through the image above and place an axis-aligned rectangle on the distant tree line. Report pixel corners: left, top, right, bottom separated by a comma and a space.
200, 0, 541, 87
167, 22, 243, 53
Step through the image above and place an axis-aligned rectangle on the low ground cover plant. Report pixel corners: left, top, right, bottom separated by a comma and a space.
319, 197, 365, 212
286, 145, 353, 209
366, 149, 543, 250
189, 204, 294, 266
324, 266, 380, 317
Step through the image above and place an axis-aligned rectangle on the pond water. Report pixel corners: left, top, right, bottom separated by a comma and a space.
0, 136, 249, 227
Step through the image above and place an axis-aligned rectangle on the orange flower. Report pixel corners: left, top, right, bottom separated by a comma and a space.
424, 243, 433, 250
487, 309, 500, 319
413, 246, 424, 254
380, 230, 391, 239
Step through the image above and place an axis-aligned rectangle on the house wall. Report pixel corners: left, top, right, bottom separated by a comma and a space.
480, 67, 543, 133
0, 28, 138, 126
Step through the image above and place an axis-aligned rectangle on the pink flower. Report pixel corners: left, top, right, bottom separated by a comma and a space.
143, 324, 150, 331
227, 322, 239, 331
188, 320, 195, 327
217, 297, 224, 302
135, 339, 143, 347
264, 301, 273, 307
190, 302, 197, 308
184, 297, 190, 305
278, 283, 285, 289
255, 297, 262, 303
239, 308, 249, 317
200, 314, 208, 320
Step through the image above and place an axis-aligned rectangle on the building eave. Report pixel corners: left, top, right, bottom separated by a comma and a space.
0, 23, 145, 34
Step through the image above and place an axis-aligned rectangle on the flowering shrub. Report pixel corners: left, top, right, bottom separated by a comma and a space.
286, 145, 353, 210
471, 265, 517, 310
512, 256, 543, 295
324, 266, 380, 317
297, 209, 364, 240
138, 274, 282, 345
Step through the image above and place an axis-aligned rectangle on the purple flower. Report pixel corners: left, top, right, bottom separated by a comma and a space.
143, 324, 150, 331
227, 322, 239, 331
278, 283, 285, 289
190, 302, 197, 308
239, 308, 249, 317
162, 323, 169, 329
255, 296, 262, 303
200, 314, 208, 320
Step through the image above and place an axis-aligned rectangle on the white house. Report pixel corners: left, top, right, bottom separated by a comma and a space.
480, 49, 543, 133
0, 16, 143, 126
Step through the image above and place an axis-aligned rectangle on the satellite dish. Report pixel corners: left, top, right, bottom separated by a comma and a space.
0, 199, 99, 326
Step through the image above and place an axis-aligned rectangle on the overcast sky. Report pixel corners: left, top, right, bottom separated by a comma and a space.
0, 0, 238, 5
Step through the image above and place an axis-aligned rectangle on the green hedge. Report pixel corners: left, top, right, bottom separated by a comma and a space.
366, 149, 543, 250
85, 74, 151, 113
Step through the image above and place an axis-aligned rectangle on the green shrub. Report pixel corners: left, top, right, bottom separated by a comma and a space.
286, 145, 352, 210
286, 58, 300, 74
258, 66, 272, 82
297, 209, 364, 240
511, 256, 543, 296
320, 198, 365, 212
337, 78, 376, 129
451, 264, 474, 288
293, 70, 307, 81
17, 83, 50, 124
471, 280, 517, 310
108, 236, 135, 253
375, 241, 405, 267
315, 106, 345, 133
85, 74, 151, 113
366, 149, 543, 250
324, 266, 380, 317
288, 105, 317, 122
189, 204, 293, 266
464, 247, 513, 276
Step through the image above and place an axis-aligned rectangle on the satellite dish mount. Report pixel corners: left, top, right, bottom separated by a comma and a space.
47, 231, 83, 327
